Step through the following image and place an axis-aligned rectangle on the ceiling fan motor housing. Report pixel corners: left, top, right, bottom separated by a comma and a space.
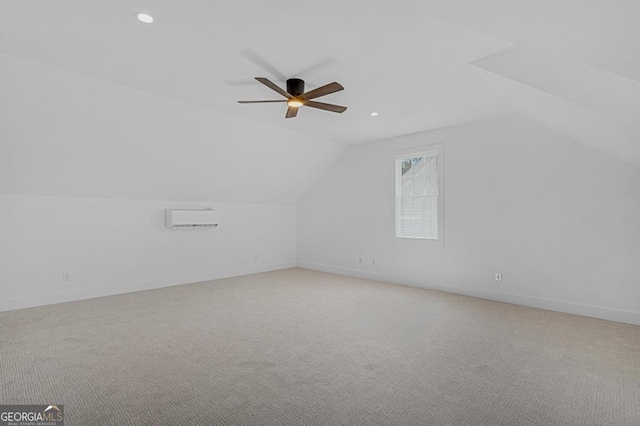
286, 78, 305, 97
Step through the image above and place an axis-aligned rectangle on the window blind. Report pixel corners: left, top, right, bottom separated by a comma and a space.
395, 151, 439, 239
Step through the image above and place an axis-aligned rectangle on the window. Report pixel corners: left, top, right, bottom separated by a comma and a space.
395, 149, 440, 240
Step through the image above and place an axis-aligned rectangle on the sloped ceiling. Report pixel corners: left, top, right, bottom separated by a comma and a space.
416, 0, 640, 81
0, 0, 512, 145
1, 0, 639, 203
471, 48, 640, 168
0, 53, 345, 203
418, 0, 640, 168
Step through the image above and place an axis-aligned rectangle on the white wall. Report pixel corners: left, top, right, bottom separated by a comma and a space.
298, 115, 640, 325
0, 195, 297, 311
0, 52, 337, 312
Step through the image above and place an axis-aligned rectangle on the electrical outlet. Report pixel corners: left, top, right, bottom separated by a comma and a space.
495, 273, 502, 282
62, 272, 70, 282
372, 259, 376, 266
358, 257, 363, 264
254, 254, 258, 261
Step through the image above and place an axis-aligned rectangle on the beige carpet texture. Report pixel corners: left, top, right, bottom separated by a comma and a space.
1, 268, 639, 425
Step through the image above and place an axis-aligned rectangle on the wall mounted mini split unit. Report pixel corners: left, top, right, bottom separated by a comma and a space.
165, 208, 220, 229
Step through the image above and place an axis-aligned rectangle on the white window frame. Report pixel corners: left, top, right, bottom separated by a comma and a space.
393, 144, 444, 244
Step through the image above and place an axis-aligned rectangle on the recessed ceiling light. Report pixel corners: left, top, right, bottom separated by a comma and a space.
370, 112, 379, 117
137, 13, 154, 24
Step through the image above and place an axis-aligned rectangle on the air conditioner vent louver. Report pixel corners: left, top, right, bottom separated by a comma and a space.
165, 208, 219, 229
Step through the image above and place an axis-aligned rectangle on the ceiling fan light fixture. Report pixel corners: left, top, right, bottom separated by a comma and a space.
136, 13, 154, 23
238, 77, 346, 118
287, 99, 304, 108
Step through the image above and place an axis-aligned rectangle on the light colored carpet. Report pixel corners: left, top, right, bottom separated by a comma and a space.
1, 268, 639, 425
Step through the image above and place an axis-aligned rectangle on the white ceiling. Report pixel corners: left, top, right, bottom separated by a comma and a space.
472, 47, 640, 167
416, 0, 640, 82
0, 0, 514, 145
2, 0, 639, 202
418, 0, 640, 168
1, 2, 638, 144
0, 52, 345, 203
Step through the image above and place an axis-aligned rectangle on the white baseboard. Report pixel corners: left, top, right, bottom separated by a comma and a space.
298, 262, 640, 326
0, 262, 297, 313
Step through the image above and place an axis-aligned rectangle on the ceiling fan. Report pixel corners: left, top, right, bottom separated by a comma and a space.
238, 77, 347, 118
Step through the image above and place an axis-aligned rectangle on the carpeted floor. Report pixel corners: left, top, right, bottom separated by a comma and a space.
1, 268, 639, 425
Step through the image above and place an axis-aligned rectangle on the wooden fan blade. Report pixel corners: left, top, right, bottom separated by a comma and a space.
255, 77, 292, 99
301, 82, 344, 100
238, 100, 287, 103
305, 101, 347, 113
285, 106, 299, 118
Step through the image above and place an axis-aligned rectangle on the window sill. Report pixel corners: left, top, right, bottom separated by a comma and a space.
395, 236, 439, 241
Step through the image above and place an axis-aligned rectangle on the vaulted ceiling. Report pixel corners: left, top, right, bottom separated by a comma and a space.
2, 0, 639, 202
0, 0, 513, 144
